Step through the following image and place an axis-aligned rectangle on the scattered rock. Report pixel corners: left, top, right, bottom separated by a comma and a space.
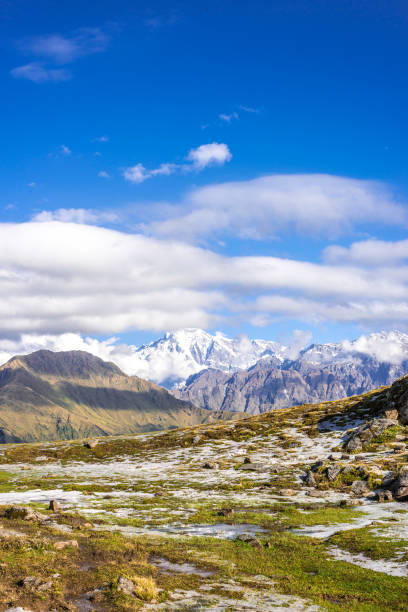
37, 581, 53, 591
340, 498, 361, 507
350, 480, 369, 497
21, 576, 42, 588
84, 440, 98, 449
202, 462, 216, 469
310, 460, 323, 472
304, 470, 316, 486
383, 408, 399, 420
306, 490, 325, 498
238, 462, 266, 472
217, 508, 234, 518
344, 417, 398, 453
341, 453, 350, 459
279, 488, 296, 496
396, 434, 407, 441
243, 456, 252, 464
393, 443, 406, 453
53, 539, 78, 550
49, 500, 61, 512
192, 435, 201, 444
326, 464, 341, 482
3, 506, 44, 522
376, 489, 394, 502
236, 534, 263, 549
117, 576, 135, 596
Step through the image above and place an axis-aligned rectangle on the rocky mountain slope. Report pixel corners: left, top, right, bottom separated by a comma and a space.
2, 374, 408, 610
0, 350, 240, 443
175, 332, 408, 414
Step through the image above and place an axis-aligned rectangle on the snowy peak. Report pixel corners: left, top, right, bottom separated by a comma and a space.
131, 328, 286, 388
297, 330, 408, 367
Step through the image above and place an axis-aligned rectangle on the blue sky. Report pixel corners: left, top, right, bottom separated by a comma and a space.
1, 0, 408, 352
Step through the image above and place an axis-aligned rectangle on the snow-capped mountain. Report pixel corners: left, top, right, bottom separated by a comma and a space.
128, 328, 408, 391
130, 328, 286, 388
175, 330, 408, 415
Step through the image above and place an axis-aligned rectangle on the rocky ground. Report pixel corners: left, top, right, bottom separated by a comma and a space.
1, 377, 408, 610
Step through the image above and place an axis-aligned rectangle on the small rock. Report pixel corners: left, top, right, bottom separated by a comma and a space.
3, 506, 44, 522
53, 539, 78, 550
21, 576, 42, 588
192, 435, 201, 445
84, 440, 98, 449
310, 460, 323, 472
326, 464, 341, 482
350, 480, 369, 497
383, 408, 399, 420
264, 541, 271, 548
217, 508, 234, 518
49, 500, 61, 512
37, 581, 53, 591
243, 456, 252, 464
396, 434, 407, 441
304, 471, 316, 486
341, 453, 350, 459
395, 486, 408, 501
340, 498, 361, 507
236, 534, 263, 549
202, 462, 215, 469
117, 576, 135, 596
306, 490, 325, 498
279, 488, 296, 496
384, 489, 394, 501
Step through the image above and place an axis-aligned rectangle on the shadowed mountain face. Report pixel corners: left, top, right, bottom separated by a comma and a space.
0, 350, 239, 443
174, 356, 408, 415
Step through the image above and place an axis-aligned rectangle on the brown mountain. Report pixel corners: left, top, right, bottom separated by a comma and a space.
0, 350, 240, 443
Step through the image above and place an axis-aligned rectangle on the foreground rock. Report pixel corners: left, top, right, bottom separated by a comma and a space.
344, 417, 398, 452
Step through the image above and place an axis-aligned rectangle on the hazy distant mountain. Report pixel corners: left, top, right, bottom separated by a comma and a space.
174, 331, 408, 414
0, 350, 239, 443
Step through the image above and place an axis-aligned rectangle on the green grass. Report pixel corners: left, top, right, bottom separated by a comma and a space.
329, 526, 408, 561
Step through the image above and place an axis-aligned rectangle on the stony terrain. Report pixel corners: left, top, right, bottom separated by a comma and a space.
2, 375, 408, 610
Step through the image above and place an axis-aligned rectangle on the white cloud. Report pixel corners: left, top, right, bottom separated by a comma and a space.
324, 238, 408, 266
219, 112, 239, 122
93, 135, 109, 143
186, 142, 232, 169
17, 28, 109, 64
239, 105, 260, 113
123, 144, 231, 184
0, 221, 407, 337
27, 182, 36, 188
98, 171, 110, 179
341, 331, 408, 365
32, 209, 118, 224
60, 144, 71, 156
11, 62, 71, 83
148, 174, 408, 241
123, 163, 177, 184
12, 28, 109, 83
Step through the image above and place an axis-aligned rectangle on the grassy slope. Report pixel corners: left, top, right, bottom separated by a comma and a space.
0, 350, 242, 442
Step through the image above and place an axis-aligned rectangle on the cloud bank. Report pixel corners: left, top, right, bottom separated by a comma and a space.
0, 219, 407, 338
148, 174, 407, 241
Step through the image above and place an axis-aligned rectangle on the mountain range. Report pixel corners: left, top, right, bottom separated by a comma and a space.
0, 350, 239, 443
127, 328, 408, 414
172, 331, 408, 414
